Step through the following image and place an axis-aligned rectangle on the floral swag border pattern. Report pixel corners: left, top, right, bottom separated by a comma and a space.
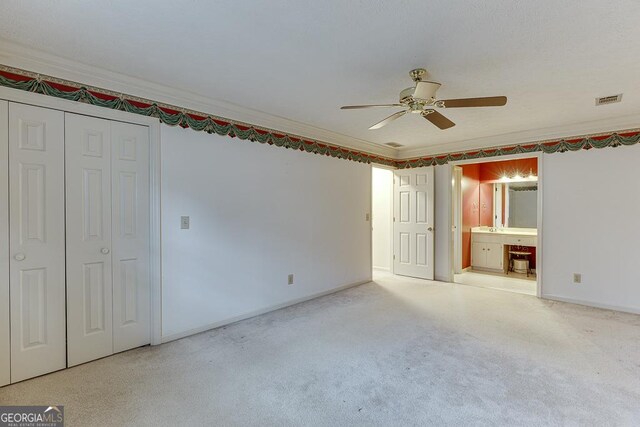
0, 64, 639, 169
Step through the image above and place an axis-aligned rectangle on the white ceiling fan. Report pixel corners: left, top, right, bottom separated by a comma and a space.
341, 68, 507, 130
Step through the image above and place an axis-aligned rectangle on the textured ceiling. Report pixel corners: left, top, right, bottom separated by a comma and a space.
1, 0, 640, 153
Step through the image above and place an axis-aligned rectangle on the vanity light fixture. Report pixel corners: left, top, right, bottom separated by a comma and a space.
500, 170, 537, 183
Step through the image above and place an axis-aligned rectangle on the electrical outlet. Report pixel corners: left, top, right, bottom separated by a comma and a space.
180, 216, 190, 229
573, 273, 582, 284
288, 274, 294, 285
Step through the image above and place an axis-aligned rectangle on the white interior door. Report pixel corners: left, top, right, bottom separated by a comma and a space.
111, 121, 150, 353
0, 100, 9, 386
65, 114, 114, 367
393, 167, 435, 280
9, 103, 66, 382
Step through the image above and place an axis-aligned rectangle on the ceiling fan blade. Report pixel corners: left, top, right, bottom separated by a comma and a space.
369, 110, 408, 130
422, 110, 455, 130
341, 104, 403, 110
440, 96, 507, 108
412, 81, 441, 100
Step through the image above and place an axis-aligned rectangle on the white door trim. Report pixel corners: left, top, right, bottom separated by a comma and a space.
449, 152, 544, 297
452, 166, 462, 275
0, 100, 9, 386
0, 86, 163, 345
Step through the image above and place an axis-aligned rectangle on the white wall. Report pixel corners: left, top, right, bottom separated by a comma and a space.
372, 167, 392, 270
434, 164, 452, 282
542, 147, 640, 313
161, 126, 372, 340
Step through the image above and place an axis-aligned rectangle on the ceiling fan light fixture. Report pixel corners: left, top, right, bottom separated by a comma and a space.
341, 67, 507, 130
412, 81, 441, 101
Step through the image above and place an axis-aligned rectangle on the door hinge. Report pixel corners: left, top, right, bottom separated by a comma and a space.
393, 254, 396, 260
393, 217, 396, 222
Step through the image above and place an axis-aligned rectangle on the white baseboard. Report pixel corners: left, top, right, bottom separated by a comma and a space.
372, 266, 390, 271
161, 278, 372, 343
542, 294, 640, 315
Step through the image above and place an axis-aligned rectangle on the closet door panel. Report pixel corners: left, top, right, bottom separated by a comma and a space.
65, 113, 114, 367
9, 103, 66, 382
0, 101, 9, 387
111, 121, 150, 353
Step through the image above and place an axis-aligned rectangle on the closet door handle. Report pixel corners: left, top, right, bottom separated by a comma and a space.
14, 253, 26, 261
101, 248, 110, 255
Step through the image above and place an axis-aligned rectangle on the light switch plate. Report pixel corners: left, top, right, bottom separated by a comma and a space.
181, 216, 190, 229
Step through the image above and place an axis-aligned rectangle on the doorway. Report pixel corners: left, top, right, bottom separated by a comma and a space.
372, 166, 435, 281
372, 167, 393, 272
451, 156, 542, 296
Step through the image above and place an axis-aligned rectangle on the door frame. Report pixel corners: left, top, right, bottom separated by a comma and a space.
452, 166, 463, 274
0, 86, 163, 345
449, 152, 544, 297
0, 100, 8, 385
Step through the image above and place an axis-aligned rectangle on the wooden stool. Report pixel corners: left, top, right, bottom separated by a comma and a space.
508, 250, 532, 276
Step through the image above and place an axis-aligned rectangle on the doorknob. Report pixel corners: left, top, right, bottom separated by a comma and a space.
101, 248, 110, 254
14, 253, 25, 261
427, 227, 433, 232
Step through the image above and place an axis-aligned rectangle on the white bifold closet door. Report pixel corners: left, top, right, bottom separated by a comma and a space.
8, 103, 67, 383
65, 113, 150, 367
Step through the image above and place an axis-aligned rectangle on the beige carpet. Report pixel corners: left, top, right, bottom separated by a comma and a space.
1, 271, 640, 426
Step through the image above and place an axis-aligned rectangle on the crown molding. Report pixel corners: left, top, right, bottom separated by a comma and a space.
395, 113, 640, 160
0, 40, 397, 159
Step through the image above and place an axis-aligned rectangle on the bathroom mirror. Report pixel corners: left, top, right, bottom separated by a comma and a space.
494, 182, 538, 228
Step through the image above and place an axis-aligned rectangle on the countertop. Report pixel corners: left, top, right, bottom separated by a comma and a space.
471, 227, 537, 236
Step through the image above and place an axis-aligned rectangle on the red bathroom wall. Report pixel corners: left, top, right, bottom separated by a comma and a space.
461, 164, 480, 269
479, 183, 494, 226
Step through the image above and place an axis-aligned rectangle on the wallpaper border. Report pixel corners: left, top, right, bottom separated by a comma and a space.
1, 64, 638, 169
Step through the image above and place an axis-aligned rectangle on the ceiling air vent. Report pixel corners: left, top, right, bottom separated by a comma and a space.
385, 142, 404, 148
595, 94, 623, 106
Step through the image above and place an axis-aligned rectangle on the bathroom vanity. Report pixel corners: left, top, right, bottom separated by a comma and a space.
470, 227, 537, 273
